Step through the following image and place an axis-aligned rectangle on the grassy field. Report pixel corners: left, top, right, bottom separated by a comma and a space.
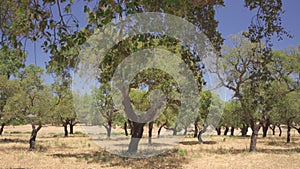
0, 125, 299, 169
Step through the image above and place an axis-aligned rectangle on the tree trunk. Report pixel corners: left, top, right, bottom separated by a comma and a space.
270, 125, 275, 135
172, 124, 178, 136
224, 127, 229, 136
230, 127, 235, 136
249, 123, 260, 152
128, 122, 145, 153
148, 122, 153, 144
63, 124, 68, 137
241, 124, 248, 136
198, 125, 208, 143
292, 126, 300, 134
70, 124, 74, 134
287, 124, 291, 143
29, 123, 42, 150
106, 125, 112, 139
128, 120, 133, 135
278, 125, 282, 137
0, 123, 5, 135
69, 118, 78, 134
157, 121, 167, 138
183, 127, 188, 136
61, 117, 69, 137
194, 119, 199, 137
124, 122, 128, 136
107, 120, 112, 138
262, 118, 270, 137
215, 127, 221, 136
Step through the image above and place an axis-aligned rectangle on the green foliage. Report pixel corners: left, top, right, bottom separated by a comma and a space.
0, 75, 20, 124
0, 47, 26, 79
4, 65, 54, 125
220, 100, 248, 128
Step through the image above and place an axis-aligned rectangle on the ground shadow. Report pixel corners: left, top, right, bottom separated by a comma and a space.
0, 138, 28, 144
179, 140, 217, 145
51, 149, 186, 169
257, 148, 300, 154
199, 147, 300, 155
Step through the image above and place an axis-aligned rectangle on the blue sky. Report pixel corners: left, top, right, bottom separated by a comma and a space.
215, 0, 300, 50
25, 0, 300, 86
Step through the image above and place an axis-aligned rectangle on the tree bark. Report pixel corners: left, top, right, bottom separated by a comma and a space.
249, 121, 261, 152
128, 122, 145, 153
269, 125, 275, 135
241, 124, 248, 136
194, 119, 199, 137
0, 123, 5, 135
278, 125, 282, 137
224, 127, 229, 136
157, 121, 167, 138
104, 121, 112, 139
124, 121, 128, 136
198, 125, 208, 143
148, 122, 153, 144
292, 126, 300, 134
287, 124, 291, 143
172, 124, 178, 136
29, 122, 42, 150
61, 117, 69, 137
215, 127, 221, 136
230, 127, 235, 136
63, 124, 68, 137
262, 118, 270, 137
69, 118, 78, 135
183, 127, 188, 136
128, 119, 133, 135
70, 124, 74, 134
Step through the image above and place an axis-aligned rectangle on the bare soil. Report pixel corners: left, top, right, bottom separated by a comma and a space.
0, 125, 299, 169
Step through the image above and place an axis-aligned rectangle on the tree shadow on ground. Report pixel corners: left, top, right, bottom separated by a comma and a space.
179, 140, 217, 145
200, 147, 300, 155
51, 148, 186, 169
0, 138, 28, 144
257, 148, 300, 154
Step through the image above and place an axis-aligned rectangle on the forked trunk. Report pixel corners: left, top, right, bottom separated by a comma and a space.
61, 117, 70, 137
29, 123, 42, 150
104, 124, 112, 139
215, 127, 221, 136
69, 118, 78, 134
270, 125, 275, 135
0, 123, 5, 135
128, 122, 145, 153
148, 122, 153, 144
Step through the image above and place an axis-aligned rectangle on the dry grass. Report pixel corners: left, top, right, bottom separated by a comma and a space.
0, 125, 299, 169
